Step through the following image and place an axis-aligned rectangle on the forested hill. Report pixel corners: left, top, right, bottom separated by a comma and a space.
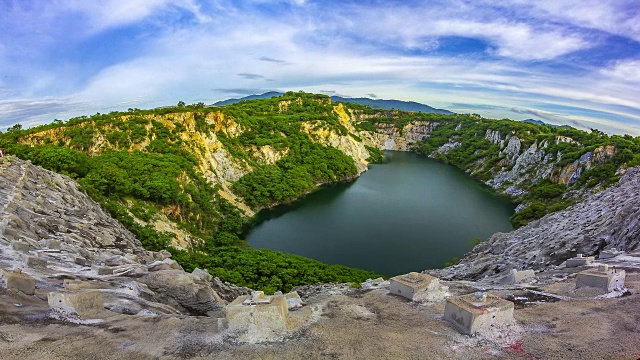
213, 91, 453, 114
1, 91, 639, 291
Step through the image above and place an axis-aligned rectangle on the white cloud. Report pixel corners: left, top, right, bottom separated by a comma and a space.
600, 59, 640, 83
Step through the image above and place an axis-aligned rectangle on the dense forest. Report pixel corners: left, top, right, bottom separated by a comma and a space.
2, 91, 639, 291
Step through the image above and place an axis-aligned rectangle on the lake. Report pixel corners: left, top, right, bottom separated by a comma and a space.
246, 151, 515, 276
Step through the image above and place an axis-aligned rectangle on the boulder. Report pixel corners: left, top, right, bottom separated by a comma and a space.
46, 239, 62, 250
285, 291, 303, 311
11, 241, 30, 253
146, 259, 183, 272
192, 268, 213, 282
140, 270, 225, 316
25, 256, 47, 269
211, 277, 253, 303
0, 268, 36, 295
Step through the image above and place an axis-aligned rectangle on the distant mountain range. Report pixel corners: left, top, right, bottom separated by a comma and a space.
213, 92, 453, 114
522, 118, 572, 129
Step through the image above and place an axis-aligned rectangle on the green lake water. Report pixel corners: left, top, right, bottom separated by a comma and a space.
246, 151, 515, 276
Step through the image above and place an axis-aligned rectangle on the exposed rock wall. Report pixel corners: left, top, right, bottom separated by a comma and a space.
359, 121, 438, 151
0, 157, 225, 317
434, 165, 640, 280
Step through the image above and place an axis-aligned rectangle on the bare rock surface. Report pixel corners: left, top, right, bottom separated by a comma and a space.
0, 157, 224, 317
434, 166, 640, 281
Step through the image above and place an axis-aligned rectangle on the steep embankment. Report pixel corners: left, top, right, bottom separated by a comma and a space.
435, 165, 640, 280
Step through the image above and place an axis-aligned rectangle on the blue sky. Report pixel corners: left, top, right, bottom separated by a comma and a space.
1, 0, 640, 135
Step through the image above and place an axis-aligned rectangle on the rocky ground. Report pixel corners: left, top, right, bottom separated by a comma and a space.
0, 269, 639, 359
1, 158, 640, 359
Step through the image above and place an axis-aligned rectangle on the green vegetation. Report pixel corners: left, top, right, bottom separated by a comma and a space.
365, 145, 384, 163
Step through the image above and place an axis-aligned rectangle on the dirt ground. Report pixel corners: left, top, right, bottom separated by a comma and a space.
1, 273, 639, 360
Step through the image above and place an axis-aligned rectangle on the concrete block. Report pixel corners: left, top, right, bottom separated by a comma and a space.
576, 267, 625, 292
504, 269, 536, 284
11, 241, 30, 253
226, 292, 289, 331
48, 291, 105, 318
444, 292, 515, 335
389, 272, 440, 301
566, 254, 595, 267
25, 256, 47, 269
0, 269, 36, 295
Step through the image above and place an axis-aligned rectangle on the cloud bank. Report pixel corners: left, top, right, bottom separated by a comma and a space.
0, 0, 639, 135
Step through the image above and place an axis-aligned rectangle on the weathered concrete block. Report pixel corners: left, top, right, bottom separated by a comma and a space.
389, 272, 440, 301
566, 254, 595, 267
0, 269, 36, 295
11, 241, 30, 253
25, 256, 47, 269
48, 291, 105, 318
227, 292, 289, 331
444, 292, 515, 335
504, 269, 536, 284
93, 266, 114, 275
576, 266, 625, 292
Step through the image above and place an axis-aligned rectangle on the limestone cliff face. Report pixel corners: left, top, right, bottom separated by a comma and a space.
550, 145, 617, 185
301, 103, 372, 174
434, 165, 640, 280
359, 121, 438, 151
444, 129, 618, 199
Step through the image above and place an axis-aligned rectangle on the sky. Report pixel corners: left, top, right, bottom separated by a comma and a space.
1, 0, 640, 135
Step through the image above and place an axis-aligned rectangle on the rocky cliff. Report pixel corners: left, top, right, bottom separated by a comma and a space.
0, 156, 229, 317
434, 165, 640, 280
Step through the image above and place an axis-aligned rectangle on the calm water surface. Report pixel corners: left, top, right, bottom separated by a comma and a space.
247, 151, 514, 276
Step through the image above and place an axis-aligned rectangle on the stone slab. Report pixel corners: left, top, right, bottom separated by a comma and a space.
93, 266, 114, 275
0, 269, 36, 295
599, 248, 624, 260
566, 255, 595, 268
444, 292, 515, 335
